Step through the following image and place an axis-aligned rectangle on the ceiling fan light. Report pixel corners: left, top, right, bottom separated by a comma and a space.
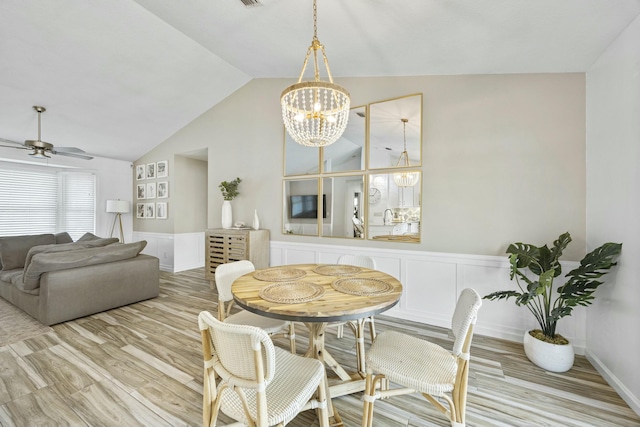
29, 148, 50, 159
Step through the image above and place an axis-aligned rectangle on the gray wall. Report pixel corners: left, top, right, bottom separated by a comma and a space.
135, 73, 587, 260
586, 13, 640, 411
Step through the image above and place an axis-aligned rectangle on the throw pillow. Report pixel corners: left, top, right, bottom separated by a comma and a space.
54, 232, 73, 244
0, 234, 56, 271
77, 232, 100, 241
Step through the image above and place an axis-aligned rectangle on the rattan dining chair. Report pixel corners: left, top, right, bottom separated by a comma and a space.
333, 254, 377, 341
215, 260, 296, 353
361, 288, 482, 427
198, 311, 330, 427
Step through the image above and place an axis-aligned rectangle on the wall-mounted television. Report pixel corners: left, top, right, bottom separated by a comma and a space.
289, 194, 326, 219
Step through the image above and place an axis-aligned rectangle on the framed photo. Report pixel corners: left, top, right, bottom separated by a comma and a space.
157, 181, 168, 198
156, 202, 167, 219
157, 160, 168, 178
146, 182, 156, 199
137, 184, 146, 200
146, 162, 156, 179
136, 164, 145, 181
136, 203, 145, 218
145, 202, 155, 219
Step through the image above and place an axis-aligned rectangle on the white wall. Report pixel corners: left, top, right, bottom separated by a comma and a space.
586, 14, 640, 413
140, 73, 588, 260
0, 150, 133, 241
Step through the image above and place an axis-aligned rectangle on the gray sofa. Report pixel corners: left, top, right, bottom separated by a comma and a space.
0, 232, 160, 325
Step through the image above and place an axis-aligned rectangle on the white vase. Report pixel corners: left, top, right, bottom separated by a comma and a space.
523, 331, 574, 372
253, 209, 260, 230
221, 200, 232, 229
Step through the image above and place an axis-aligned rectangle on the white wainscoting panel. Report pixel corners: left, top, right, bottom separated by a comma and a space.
270, 241, 586, 353
133, 231, 205, 273
174, 232, 205, 272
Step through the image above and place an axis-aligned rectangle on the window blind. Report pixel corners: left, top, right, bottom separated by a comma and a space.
0, 166, 96, 239
59, 172, 96, 240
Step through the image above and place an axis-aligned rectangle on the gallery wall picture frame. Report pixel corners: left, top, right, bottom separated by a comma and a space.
157, 181, 168, 198
136, 164, 145, 181
157, 160, 168, 178
137, 184, 146, 200
146, 182, 156, 199
156, 202, 167, 219
146, 162, 156, 179
145, 202, 155, 219
136, 203, 145, 218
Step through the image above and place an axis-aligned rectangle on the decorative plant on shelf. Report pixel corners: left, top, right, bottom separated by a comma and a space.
219, 177, 242, 201
484, 232, 622, 344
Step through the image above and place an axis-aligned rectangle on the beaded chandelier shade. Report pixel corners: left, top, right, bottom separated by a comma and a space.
281, 0, 350, 147
393, 118, 419, 187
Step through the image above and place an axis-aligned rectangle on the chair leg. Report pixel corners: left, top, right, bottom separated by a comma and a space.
367, 317, 376, 342
316, 377, 330, 427
361, 372, 379, 427
288, 322, 296, 354
336, 323, 344, 338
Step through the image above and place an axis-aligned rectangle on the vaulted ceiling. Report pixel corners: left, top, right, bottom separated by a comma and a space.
1, 0, 639, 162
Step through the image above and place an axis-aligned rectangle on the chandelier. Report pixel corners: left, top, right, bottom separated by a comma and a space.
393, 118, 419, 187
281, 0, 350, 147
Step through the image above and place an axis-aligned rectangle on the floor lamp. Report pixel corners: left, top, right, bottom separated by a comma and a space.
106, 200, 130, 243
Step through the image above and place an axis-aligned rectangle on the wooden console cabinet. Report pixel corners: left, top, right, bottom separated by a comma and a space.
205, 228, 269, 288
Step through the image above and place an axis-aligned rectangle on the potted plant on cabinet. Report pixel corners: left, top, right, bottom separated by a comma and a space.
483, 232, 622, 372
219, 177, 241, 229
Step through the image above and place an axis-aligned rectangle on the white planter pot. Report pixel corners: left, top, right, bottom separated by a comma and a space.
523, 331, 574, 372
221, 201, 232, 229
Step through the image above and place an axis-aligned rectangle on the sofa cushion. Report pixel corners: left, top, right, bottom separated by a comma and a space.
0, 234, 56, 271
77, 232, 100, 242
23, 238, 120, 269
54, 232, 74, 244
22, 241, 147, 291
0, 269, 40, 295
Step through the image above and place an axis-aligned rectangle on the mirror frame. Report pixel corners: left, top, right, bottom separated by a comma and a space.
282, 178, 321, 236
320, 175, 365, 239
282, 94, 423, 243
368, 93, 423, 171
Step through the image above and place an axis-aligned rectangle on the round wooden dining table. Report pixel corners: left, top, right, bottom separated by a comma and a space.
231, 263, 402, 425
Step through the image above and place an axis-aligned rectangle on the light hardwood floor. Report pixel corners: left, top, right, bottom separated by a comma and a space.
1, 268, 639, 427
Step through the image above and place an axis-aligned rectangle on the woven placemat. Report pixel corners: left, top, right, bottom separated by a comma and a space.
259, 281, 325, 304
313, 264, 362, 276
253, 267, 306, 282
331, 277, 394, 296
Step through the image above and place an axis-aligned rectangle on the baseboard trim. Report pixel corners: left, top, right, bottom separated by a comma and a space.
586, 349, 640, 416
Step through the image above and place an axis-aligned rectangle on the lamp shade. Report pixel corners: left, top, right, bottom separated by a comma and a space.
106, 200, 130, 214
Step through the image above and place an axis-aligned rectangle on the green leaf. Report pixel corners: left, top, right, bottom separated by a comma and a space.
483, 290, 522, 301
506, 243, 539, 270
557, 242, 622, 319
549, 232, 572, 277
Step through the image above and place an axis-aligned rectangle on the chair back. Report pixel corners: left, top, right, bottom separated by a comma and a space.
337, 254, 376, 269
451, 288, 482, 357
199, 310, 275, 388
215, 260, 255, 303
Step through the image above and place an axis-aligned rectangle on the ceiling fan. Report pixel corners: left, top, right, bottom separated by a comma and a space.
0, 106, 93, 160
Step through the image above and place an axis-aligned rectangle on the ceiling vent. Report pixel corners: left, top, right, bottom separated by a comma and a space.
239, 0, 263, 7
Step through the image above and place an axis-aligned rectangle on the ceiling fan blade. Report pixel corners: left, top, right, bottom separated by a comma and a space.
0, 138, 26, 147
53, 146, 86, 154
52, 150, 94, 160
0, 144, 29, 150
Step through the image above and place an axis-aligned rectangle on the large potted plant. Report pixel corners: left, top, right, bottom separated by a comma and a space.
483, 232, 622, 372
219, 177, 241, 229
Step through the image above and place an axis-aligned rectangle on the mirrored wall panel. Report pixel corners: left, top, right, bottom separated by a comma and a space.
284, 133, 320, 176
367, 172, 421, 243
322, 106, 366, 173
369, 94, 422, 171
283, 178, 320, 236
321, 175, 365, 239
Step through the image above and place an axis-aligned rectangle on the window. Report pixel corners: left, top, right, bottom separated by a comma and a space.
0, 164, 96, 240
